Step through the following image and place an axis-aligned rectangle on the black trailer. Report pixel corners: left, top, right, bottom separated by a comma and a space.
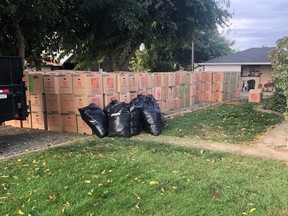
0, 57, 28, 124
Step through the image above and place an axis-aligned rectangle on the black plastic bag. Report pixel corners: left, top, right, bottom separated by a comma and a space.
78, 103, 108, 138
108, 102, 131, 137
104, 100, 119, 115
130, 94, 147, 109
141, 95, 164, 136
129, 105, 142, 136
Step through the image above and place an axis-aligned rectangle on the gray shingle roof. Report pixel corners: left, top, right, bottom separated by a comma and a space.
200, 47, 275, 65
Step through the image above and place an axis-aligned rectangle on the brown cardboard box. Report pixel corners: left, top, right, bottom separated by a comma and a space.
189, 85, 196, 97
73, 73, 103, 95
30, 93, 46, 112
225, 72, 231, 83
23, 70, 30, 87
211, 92, 224, 102
47, 113, 63, 132
129, 91, 138, 101
128, 73, 139, 92
202, 92, 212, 101
202, 72, 213, 83
76, 115, 93, 135
29, 72, 44, 94
189, 96, 196, 106
146, 73, 154, 89
138, 73, 147, 90
138, 89, 147, 96
195, 92, 201, 102
212, 72, 225, 83
183, 95, 189, 107
248, 89, 263, 103
4, 119, 22, 127
201, 82, 212, 92
168, 72, 176, 87
235, 89, 240, 98
43, 73, 60, 94
31, 111, 47, 130
195, 82, 202, 92
168, 86, 175, 99
118, 92, 131, 103
161, 87, 168, 100
116, 73, 129, 93
154, 73, 162, 87
146, 88, 153, 95
22, 113, 32, 128
175, 72, 181, 85
104, 93, 119, 106
193, 72, 202, 83
168, 98, 174, 110
157, 100, 169, 113
212, 82, 224, 92
102, 73, 117, 94
45, 94, 61, 113
59, 73, 74, 94
178, 97, 184, 108
60, 94, 75, 114
153, 87, 162, 100
62, 114, 77, 133
161, 73, 169, 87
74, 94, 104, 114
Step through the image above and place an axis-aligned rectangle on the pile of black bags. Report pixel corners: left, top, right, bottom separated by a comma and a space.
79, 94, 165, 138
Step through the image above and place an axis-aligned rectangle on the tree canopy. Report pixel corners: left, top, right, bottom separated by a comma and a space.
0, 0, 233, 71
269, 36, 288, 118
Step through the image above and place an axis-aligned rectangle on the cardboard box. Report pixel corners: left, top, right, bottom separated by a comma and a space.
183, 86, 189, 96
153, 87, 162, 100
154, 73, 162, 87
146, 88, 153, 95
76, 115, 93, 135
201, 82, 212, 92
31, 111, 47, 130
59, 73, 74, 94
60, 94, 75, 114
168, 87, 175, 99
212, 82, 224, 92
175, 72, 181, 85
138, 89, 147, 96
118, 92, 131, 103
183, 96, 189, 107
116, 73, 129, 93
161, 87, 168, 100
212, 72, 224, 83
128, 73, 139, 92
29, 72, 44, 94
104, 93, 119, 107
195, 82, 202, 92
73, 73, 103, 95
30, 93, 46, 112
129, 91, 138, 102
43, 73, 60, 94
202, 72, 213, 83
23, 70, 30, 87
4, 119, 22, 127
157, 100, 169, 113
189, 85, 196, 97
201, 92, 212, 101
47, 113, 63, 132
161, 73, 169, 87
195, 92, 201, 102
168, 98, 174, 110
174, 97, 180, 109
181, 72, 190, 85
45, 94, 61, 113
74, 94, 104, 114
146, 73, 154, 89
211, 92, 224, 102
193, 72, 202, 83
22, 113, 32, 128
248, 89, 263, 103
190, 96, 196, 106
168, 72, 176, 87
225, 72, 231, 83
235, 89, 240, 98
62, 114, 77, 133
178, 97, 184, 109
138, 73, 147, 90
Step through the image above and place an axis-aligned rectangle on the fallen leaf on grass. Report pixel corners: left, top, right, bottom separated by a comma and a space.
133, 192, 141, 200
149, 181, 159, 185
250, 208, 256, 213
84, 180, 91, 184
17, 209, 25, 215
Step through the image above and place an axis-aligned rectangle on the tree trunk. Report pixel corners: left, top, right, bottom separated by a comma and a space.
120, 41, 142, 71
15, 22, 25, 61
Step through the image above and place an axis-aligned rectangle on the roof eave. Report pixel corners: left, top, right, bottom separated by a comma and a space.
199, 62, 271, 66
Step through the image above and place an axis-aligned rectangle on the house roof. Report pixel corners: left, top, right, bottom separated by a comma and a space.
200, 47, 275, 66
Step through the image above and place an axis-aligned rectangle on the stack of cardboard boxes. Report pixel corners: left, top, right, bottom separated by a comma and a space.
4, 70, 242, 134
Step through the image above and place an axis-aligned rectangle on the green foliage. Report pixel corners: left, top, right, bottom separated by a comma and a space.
262, 88, 287, 113
269, 36, 288, 118
163, 102, 283, 143
129, 47, 150, 72
1, 139, 288, 215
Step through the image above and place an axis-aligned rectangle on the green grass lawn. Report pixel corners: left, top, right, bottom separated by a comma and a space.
163, 102, 284, 143
1, 139, 288, 216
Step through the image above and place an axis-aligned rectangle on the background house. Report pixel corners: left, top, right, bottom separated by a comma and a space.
198, 47, 275, 91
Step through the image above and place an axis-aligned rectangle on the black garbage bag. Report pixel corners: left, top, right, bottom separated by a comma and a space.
108, 102, 131, 137
129, 105, 142, 136
141, 95, 164, 136
104, 100, 119, 115
78, 103, 108, 138
130, 94, 147, 109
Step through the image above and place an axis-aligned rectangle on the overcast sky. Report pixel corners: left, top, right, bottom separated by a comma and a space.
221, 0, 288, 50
